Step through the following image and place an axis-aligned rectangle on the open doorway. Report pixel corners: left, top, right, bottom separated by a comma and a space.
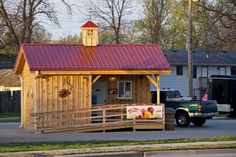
92, 81, 108, 105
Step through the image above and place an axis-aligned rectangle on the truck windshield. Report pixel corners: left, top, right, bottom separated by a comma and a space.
167, 90, 182, 98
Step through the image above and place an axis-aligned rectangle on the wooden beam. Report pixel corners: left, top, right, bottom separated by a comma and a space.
19, 76, 24, 128
92, 75, 101, 84
39, 70, 171, 75
14, 48, 25, 74
146, 75, 157, 87
156, 75, 160, 104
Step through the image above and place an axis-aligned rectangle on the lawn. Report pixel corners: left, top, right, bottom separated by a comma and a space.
0, 112, 21, 123
0, 112, 20, 118
0, 136, 236, 153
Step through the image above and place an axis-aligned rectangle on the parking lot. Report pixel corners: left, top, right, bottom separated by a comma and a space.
0, 117, 236, 144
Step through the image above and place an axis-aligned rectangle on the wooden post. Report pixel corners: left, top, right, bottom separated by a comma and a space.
33, 78, 38, 130
133, 119, 136, 131
19, 76, 24, 128
188, 0, 193, 98
87, 75, 92, 124
162, 104, 165, 130
156, 74, 160, 104
146, 75, 158, 87
103, 110, 106, 132
92, 75, 101, 84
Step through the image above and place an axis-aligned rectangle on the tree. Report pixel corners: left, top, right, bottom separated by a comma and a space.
57, 34, 81, 44
0, 0, 71, 51
194, 0, 236, 50
134, 0, 171, 45
163, 0, 187, 49
134, 0, 235, 51
86, 0, 133, 44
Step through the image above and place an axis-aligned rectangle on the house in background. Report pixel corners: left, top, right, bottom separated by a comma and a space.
0, 69, 21, 113
0, 69, 20, 92
14, 21, 171, 132
0, 54, 16, 69
155, 49, 236, 99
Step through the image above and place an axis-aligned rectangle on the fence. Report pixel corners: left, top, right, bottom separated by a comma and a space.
0, 91, 21, 112
32, 104, 165, 133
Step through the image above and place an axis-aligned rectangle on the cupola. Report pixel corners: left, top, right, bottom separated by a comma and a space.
81, 21, 99, 46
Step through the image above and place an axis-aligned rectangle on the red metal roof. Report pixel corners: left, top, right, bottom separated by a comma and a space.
16, 43, 170, 71
81, 21, 98, 28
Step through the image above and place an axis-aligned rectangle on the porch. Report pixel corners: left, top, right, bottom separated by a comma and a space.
32, 104, 165, 133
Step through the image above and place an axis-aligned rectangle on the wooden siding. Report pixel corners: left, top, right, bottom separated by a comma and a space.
22, 73, 153, 130
21, 62, 36, 129
34, 75, 92, 129
107, 75, 151, 104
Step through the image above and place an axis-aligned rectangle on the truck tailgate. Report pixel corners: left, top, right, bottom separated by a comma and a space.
201, 100, 218, 113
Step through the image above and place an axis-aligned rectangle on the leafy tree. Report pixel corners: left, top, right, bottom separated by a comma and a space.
99, 29, 115, 44
134, 0, 171, 45
57, 34, 81, 44
133, 0, 235, 51
164, 0, 187, 49
196, 0, 236, 50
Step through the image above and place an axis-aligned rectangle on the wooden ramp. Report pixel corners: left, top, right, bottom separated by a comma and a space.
31, 104, 165, 133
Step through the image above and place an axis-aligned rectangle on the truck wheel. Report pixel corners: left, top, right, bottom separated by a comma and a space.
175, 112, 190, 127
192, 117, 206, 127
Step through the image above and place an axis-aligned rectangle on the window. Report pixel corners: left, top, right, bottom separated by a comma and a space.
218, 66, 226, 75
87, 30, 94, 36
201, 66, 208, 77
193, 66, 197, 78
176, 65, 183, 75
117, 81, 132, 99
231, 67, 236, 75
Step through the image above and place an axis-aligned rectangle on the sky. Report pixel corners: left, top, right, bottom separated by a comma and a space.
39, 0, 142, 40
39, 0, 85, 40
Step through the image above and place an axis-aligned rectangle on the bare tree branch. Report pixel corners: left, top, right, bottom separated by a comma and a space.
0, 0, 72, 50
87, 0, 133, 44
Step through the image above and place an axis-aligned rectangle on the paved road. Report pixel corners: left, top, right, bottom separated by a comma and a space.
0, 119, 236, 143
146, 149, 236, 157
56, 149, 236, 157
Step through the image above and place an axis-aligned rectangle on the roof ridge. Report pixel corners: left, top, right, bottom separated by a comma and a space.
81, 21, 99, 28
97, 44, 160, 46
21, 43, 83, 46
21, 43, 160, 47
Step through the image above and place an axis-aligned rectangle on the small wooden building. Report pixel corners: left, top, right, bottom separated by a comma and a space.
14, 21, 171, 132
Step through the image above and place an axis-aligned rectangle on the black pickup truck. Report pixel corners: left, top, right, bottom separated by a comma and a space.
151, 90, 218, 127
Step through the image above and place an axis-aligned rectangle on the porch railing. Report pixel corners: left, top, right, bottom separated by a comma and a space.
31, 104, 165, 133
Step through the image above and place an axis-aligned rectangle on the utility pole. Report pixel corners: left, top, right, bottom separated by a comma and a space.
188, 0, 193, 98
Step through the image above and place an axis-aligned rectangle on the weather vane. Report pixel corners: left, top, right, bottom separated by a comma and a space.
89, 7, 92, 21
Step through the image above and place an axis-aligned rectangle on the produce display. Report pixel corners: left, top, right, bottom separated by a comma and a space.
127, 105, 162, 119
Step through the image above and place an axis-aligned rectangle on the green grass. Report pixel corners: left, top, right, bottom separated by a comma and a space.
0, 112, 21, 123
0, 112, 21, 118
0, 136, 236, 153
0, 118, 20, 123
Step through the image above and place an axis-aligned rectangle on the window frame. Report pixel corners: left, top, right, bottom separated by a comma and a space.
201, 66, 208, 77
117, 80, 132, 99
87, 30, 94, 37
193, 66, 197, 78
231, 66, 236, 75
176, 65, 183, 76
